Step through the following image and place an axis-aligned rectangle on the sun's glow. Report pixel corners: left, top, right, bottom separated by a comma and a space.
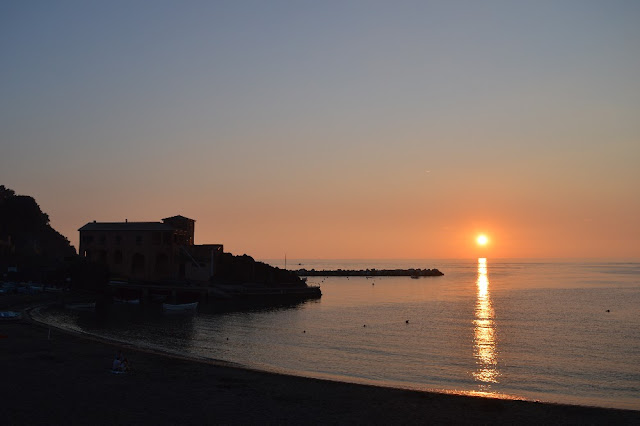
477, 235, 489, 246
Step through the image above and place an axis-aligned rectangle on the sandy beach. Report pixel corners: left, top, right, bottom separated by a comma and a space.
2, 295, 639, 425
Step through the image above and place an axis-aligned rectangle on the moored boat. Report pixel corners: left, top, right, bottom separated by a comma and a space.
113, 298, 140, 305
162, 302, 198, 314
0, 311, 22, 320
66, 302, 96, 310
151, 294, 167, 302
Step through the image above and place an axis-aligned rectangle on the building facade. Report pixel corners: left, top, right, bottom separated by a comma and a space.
78, 215, 222, 283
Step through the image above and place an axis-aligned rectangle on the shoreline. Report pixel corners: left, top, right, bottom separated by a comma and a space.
29, 305, 541, 406
25, 305, 553, 408
31, 299, 637, 412
2, 297, 639, 424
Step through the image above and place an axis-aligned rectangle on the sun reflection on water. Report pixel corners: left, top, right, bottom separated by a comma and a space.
473, 257, 499, 386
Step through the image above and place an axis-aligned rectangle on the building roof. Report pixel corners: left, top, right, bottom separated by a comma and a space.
162, 215, 195, 222
78, 222, 174, 232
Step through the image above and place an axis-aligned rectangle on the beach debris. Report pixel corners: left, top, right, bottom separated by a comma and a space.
606, 309, 610, 312
406, 320, 409, 324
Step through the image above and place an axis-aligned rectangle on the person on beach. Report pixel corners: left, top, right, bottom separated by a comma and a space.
112, 351, 127, 372
112, 355, 121, 372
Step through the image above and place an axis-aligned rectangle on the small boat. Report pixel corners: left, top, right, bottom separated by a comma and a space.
151, 294, 168, 302
113, 298, 140, 305
410, 275, 420, 279
66, 302, 96, 310
162, 302, 198, 314
0, 311, 22, 320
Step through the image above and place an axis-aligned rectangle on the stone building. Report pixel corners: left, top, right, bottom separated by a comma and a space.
78, 215, 223, 283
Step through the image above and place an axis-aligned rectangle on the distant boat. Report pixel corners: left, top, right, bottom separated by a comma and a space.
162, 302, 198, 314
410, 275, 420, 279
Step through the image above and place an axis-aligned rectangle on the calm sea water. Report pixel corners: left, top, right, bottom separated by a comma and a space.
38, 259, 640, 410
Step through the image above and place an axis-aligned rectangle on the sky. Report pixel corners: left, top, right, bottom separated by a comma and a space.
1, 1, 639, 260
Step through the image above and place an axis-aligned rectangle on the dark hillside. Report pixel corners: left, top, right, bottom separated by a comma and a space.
0, 185, 76, 280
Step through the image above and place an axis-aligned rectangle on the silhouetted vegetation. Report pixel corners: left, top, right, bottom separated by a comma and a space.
0, 185, 76, 283
214, 253, 306, 287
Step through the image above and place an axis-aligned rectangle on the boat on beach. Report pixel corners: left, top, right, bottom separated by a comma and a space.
66, 302, 96, 311
113, 298, 140, 305
0, 311, 22, 320
162, 302, 198, 314
150, 294, 167, 302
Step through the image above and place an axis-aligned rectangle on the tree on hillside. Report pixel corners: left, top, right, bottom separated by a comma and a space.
0, 185, 76, 280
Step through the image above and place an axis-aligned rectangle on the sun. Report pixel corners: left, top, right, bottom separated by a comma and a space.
476, 235, 489, 246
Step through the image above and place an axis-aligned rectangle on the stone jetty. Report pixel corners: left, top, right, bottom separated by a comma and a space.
296, 268, 443, 277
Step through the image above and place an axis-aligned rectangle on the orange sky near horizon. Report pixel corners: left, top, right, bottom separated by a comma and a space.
32, 184, 635, 260
2, 2, 639, 260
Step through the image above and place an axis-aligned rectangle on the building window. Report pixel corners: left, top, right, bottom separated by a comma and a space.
114, 250, 123, 265
99, 235, 106, 245
131, 253, 145, 276
136, 235, 143, 245
152, 232, 161, 245
82, 235, 94, 244
155, 252, 169, 274
115, 235, 122, 245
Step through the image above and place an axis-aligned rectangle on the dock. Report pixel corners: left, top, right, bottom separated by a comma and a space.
107, 280, 321, 303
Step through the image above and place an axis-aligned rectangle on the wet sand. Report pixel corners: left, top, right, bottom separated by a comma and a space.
1, 298, 639, 425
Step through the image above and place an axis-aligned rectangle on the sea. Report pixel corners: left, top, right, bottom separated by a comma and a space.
36, 259, 640, 410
